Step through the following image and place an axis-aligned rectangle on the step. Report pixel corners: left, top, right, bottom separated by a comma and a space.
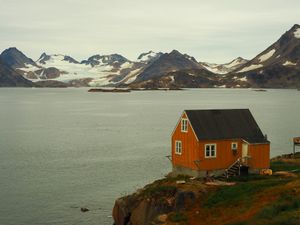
228, 169, 239, 174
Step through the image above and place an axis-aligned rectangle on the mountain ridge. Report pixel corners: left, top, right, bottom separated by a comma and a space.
1, 24, 299, 88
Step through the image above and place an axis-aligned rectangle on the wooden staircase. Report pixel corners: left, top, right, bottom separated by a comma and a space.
219, 158, 241, 180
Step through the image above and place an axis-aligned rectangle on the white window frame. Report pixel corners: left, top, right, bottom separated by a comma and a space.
175, 140, 182, 155
231, 142, 238, 150
181, 118, 188, 132
204, 144, 217, 158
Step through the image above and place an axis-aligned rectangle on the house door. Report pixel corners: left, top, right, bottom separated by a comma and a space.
242, 143, 248, 164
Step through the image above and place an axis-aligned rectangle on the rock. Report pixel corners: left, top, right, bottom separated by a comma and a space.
112, 198, 131, 225
130, 198, 174, 225
175, 191, 196, 210
176, 180, 186, 184
260, 169, 273, 175
157, 214, 168, 223
112, 195, 139, 225
80, 207, 89, 212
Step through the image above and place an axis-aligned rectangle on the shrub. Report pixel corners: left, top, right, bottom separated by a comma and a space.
257, 193, 300, 219
168, 212, 188, 222
142, 185, 177, 197
270, 161, 300, 172
204, 179, 287, 207
227, 174, 273, 182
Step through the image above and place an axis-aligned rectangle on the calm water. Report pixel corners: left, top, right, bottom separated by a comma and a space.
0, 88, 300, 225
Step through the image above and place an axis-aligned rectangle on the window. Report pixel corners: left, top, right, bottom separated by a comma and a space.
181, 118, 188, 132
231, 142, 238, 150
175, 140, 182, 155
205, 144, 217, 158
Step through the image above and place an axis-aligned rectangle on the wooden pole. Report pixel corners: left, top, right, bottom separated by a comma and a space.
294, 144, 295, 157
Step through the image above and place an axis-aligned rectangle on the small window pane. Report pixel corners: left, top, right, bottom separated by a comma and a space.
205, 144, 216, 158
181, 119, 188, 132
206, 149, 210, 157
175, 141, 182, 154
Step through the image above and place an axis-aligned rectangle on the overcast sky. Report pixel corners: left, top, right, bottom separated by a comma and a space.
0, 0, 299, 63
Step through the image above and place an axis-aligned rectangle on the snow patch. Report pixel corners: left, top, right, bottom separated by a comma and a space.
225, 58, 245, 68
121, 62, 134, 69
233, 76, 247, 82
169, 76, 175, 82
18, 63, 40, 72
283, 61, 297, 66
123, 68, 143, 84
239, 76, 247, 82
137, 51, 159, 62
238, 64, 263, 73
201, 58, 248, 75
294, 28, 300, 39
202, 64, 228, 74
258, 49, 276, 62
33, 54, 129, 83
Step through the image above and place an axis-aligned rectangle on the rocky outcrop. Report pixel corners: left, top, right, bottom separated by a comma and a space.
112, 157, 300, 225
35, 67, 64, 79
112, 178, 205, 225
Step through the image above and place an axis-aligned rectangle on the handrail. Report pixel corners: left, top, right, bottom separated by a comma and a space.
224, 158, 241, 178
227, 157, 241, 170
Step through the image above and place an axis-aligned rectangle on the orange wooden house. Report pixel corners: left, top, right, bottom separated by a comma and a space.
171, 109, 270, 177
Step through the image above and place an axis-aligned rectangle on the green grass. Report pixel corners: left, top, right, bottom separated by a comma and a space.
142, 185, 177, 197
256, 192, 300, 220
227, 174, 274, 182
168, 212, 188, 222
226, 222, 247, 225
226, 191, 300, 225
164, 174, 192, 182
204, 178, 288, 208
270, 161, 300, 172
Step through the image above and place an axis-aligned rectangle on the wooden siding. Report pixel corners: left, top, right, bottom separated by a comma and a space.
248, 143, 270, 169
172, 113, 199, 170
198, 139, 242, 170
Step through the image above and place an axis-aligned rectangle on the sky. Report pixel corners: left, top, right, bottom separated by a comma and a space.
0, 0, 299, 63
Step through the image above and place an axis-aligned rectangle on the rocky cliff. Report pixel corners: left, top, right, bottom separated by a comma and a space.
112, 156, 300, 225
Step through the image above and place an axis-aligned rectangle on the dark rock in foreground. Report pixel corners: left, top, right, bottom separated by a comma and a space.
88, 88, 131, 92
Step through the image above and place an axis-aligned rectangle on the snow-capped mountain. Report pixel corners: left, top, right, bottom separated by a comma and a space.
1, 23, 300, 89
235, 24, 300, 73
10, 49, 206, 86
228, 24, 300, 88
135, 50, 203, 82
38, 53, 79, 65
16, 52, 140, 86
200, 57, 248, 74
136, 51, 163, 63
81, 54, 129, 67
